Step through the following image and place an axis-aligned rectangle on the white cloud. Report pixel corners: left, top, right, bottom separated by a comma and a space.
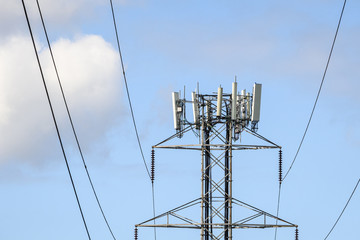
0, 0, 94, 40
0, 0, 101, 21
0, 34, 123, 167
0, 0, 144, 40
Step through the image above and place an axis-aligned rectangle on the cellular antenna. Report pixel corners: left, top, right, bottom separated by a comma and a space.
240, 89, 246, 121
251, 83, 262, 131
192, 91, 200, 128
231, 81, 237, 121
216, 86, 223, 117
172, 91, 181, 130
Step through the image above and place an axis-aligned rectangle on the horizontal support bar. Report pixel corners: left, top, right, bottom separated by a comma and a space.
154, 144, 279, 151
136, 223, 298, 229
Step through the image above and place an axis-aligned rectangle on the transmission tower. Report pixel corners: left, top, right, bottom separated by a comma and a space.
135, 81, 298, 240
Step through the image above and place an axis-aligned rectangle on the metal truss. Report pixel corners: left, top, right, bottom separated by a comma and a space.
136, 197, 297, 230
136, 93, 297, 240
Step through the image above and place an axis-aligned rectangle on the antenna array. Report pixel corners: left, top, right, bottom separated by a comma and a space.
172, 82, 262, 136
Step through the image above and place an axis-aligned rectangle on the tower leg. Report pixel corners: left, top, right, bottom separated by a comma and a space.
204, 126, 211, 240
224, 122, 230, 240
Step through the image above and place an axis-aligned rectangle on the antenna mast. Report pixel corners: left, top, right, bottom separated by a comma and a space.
136, 81, 298, 240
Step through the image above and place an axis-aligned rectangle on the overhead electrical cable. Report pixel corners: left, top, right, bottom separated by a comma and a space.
109, 0, 151, 180
109, 1, 157, 239
274, 1, 347, 239
151, 184, 157, 239
21, 1, 91, 239
323, 178, 360, 240
282, 0, 347, 182
273, 184, 282, 240
35, 1, 117, 239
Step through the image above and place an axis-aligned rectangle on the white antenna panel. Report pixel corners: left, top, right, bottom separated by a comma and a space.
172, 92, 180, 130
231, 82, 237, 120
192, 92, 199, 125
216, 86, 223, 117
246, 92, 251, 119
240, 89, 246, 120
251, 83, 262, 122
236, 94, 241, 120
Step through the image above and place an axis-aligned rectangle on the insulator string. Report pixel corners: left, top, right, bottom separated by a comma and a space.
279, 149, 283, 184
151, 149, 155, 183
134, 227, 138, 240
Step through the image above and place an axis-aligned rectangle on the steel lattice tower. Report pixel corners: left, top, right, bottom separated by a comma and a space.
136, 83, 298, 240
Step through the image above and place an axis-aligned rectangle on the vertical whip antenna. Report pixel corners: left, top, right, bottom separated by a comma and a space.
151, 149, 155, 183
279, 149, 283, 184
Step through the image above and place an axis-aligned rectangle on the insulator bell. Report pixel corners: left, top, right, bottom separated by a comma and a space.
134, 227, 138, 240
151, 149, 155, 183
279, 149, 283, 184
295, 228, 299, 240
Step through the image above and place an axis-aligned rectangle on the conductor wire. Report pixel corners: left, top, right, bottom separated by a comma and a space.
275, 1, 347, 239
109, 1, 157, 239
35, 0, 117, 239
282, 0, 347, 182
323, 178, 360, 240
21, 1, 91, 239
109, 0, 151, 180
273, 184, 282, 240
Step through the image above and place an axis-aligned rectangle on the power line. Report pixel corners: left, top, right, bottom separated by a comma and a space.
282, 0, 347, 182
35, 0, 117, 239
109, 0, 151, 180
21, 1, 91, 239
273, 184, 282, 240
323, 178, 360, 240
151, 183, 157, 239
274, 1, 347, 239
109, 1, 157, 239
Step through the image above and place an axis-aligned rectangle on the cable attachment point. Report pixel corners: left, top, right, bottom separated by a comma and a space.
295, 228, 299, 240
279, 149, 283, 184
151, 149, 155, 183
134, 227, 138, 240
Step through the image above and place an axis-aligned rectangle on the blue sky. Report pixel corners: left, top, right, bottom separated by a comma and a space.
0, 0, 359, 239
